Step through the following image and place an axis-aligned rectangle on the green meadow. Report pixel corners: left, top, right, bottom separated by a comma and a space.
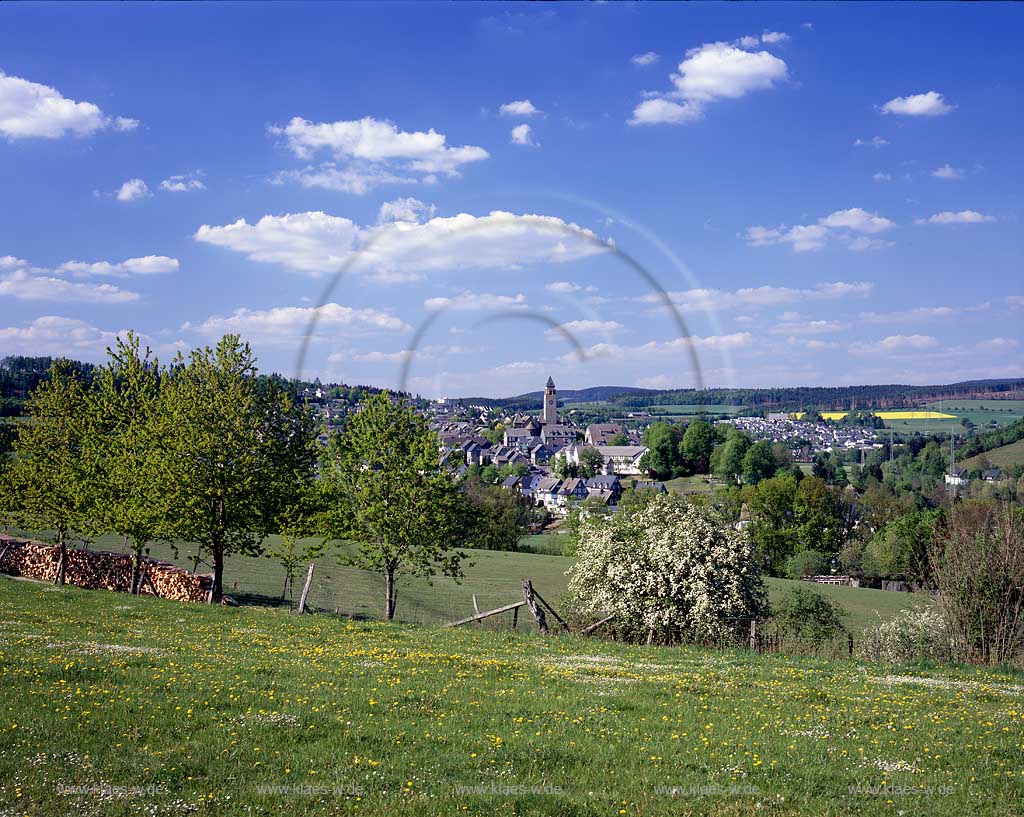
1, 578, 1020, 817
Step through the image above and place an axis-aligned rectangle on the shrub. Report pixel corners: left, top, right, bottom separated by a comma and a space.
858, 606, 957, 664
928, 502, 1024, 665
566, 493, 767, 644
785, 549, 830, 579
772, 587, 847, 647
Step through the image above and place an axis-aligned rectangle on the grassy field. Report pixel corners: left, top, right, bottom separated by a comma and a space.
6, 528, 925, 635
1, 578, 1021, 817
962, 438, 1024, 471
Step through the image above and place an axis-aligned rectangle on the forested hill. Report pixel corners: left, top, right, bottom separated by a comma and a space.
459, 385, 658, 410
464, 378, 1024, 412
0, 356, 96, 416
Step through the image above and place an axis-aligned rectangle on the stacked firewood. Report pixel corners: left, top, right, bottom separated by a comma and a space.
0, 535, 211, 602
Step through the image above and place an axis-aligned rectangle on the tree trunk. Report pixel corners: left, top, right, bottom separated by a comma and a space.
385, 569, 396, 621
281, 572, 290, 602
211, 540, 224, 603
130, 548, 143, 595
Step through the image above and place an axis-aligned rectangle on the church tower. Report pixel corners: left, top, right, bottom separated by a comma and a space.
542, 376, 558, 425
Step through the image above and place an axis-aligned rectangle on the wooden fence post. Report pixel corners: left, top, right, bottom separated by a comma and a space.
749, 619, 757, 652
298, 562, 315, 615
522, 580, 548, 635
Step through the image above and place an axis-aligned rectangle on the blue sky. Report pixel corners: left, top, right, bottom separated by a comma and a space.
1, 2, 1021, 398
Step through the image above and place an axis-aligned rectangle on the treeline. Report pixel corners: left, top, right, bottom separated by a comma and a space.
957, 416, 1024, 461
0, 334, 509, 619
611, 378, 1024, 411
0, 356, 96, 416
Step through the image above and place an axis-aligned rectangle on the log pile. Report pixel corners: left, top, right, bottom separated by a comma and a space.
0, 535, 211, 602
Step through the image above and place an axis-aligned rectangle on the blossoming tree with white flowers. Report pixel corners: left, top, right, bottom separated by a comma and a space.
567, 492, 767, 644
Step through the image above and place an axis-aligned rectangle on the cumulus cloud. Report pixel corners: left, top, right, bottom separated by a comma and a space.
547, 319, 624, 336
510, 123, 536, 146
859, 303, 989, 324
849, 334, 940, 355
880, 91, 954, 117
914, 210, 995, 225
377, 197, 437, 224
819, 207, 896, 234
872, 172, 891, 182
631, 52, 660, 67
499, 99, 542, 117
760, 31, 790, 44
545, 281, 596, 294
423, 291, 528, 312
568, 332, 755, 363
57, 255, 179, 277
159, 173, 206, 192
0, 268, 139, 303
629, 41, 788, 126
194, 210, 609, 281
931, 164, 963, 180
771, 319, 849, 336
0, 316, 143, 359
0, 70, 137, 140
116, 178, 151, 202
746, 207, 896, 252
635, 280, 872, 313
183, 303, 408, 341
268, 116, 488, 193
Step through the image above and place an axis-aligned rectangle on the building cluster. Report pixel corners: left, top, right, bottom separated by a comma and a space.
720, 416, 882, 457
428, 377, 654, 517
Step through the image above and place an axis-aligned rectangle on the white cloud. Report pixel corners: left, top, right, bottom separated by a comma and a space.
57, 255, 179, 277
859, 303, 989, 324
881, 91, 954, 117
636, 280, 873, 313
545, 281, 596, 294
914, 210, 996, 225
499, 100, 542, 117
628, 98, 702, 126
377, 197, 436, 224
510, 123, 536, 146
194, 210, 609, 280
743, 223, 829, 252
1008, 296, 1024, 308
847, 236, 894, 252
570, 332, 755, 363
631, 52, 660, 67
854, 136, 889, 148
629, 41, 787, 126
423, 291, 528, 312
268, 116, 488, 193
747, 207, 896, 252
116, 178, 150, 202
548, 319, 624, 336
0, 316, 127, 357
760, 31, 789, 44
0, 70, 137, 140
0, 268, 139, 303
771, 319, 849, 335
849, 334, 940, 355
931, 164, 963, 180
0, 255, 29, 269
819, 207, 896, 234
159, 173, 206, 192
183, 303, 408, 340
873, 172, 891, 182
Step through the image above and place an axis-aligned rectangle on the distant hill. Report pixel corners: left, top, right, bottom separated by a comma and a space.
962, 440, 1024, 471
461, 378, 1024, 412
459, 385, 659, 409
